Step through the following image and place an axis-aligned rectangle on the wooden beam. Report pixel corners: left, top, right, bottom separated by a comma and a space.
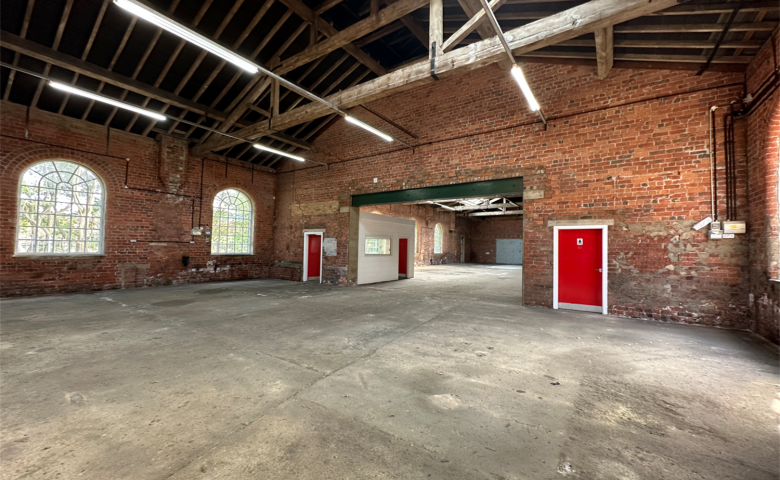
58, 0, 110, 115
429, 0, 443, 60
0, 33, 228, 121
194, 0, 681, 154
371, 0, 380, 17
268, 131, 312, 149
614, 22, 777, 34
274, 0, 430, 75
355, 21, 405, 47
594, 25, 613, 79
315, 0, 347, 15
3, 0, 36, 101
30, 0, 75, 108
442, 0, 506, 53
271, 78, 280, 119
276, 0, 387, 76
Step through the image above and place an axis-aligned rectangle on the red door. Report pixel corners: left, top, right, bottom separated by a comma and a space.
307, 235, 321, 280
398, 238, 408, 276
558, 229, 602, 307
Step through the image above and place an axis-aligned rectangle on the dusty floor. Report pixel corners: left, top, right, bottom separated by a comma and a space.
1, 264, 778, 480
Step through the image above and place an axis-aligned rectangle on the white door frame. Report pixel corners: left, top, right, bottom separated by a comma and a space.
553, 225, 608, 315
303, 232, 324, 282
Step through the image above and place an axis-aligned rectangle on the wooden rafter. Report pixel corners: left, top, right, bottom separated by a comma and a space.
3, 0, 36, 101
194, 0, 683, 155
30, 0, 75, 108
0, 33, 228, 120
124, 0, 215, 133
57, 0, 111, 115
276, 0, 388, 76
96, 0, 182, 124
273, 0, 430, 75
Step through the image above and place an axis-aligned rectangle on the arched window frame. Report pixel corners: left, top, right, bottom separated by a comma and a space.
211, 188, 254, 255
16, 160, 106, 256
434, 223, 443, 254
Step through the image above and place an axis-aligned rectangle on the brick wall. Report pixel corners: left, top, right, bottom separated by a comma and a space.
0, 101, 275, 296
468, 217, 524, 264
745, 34, 780, 343
272, 60, 752, 330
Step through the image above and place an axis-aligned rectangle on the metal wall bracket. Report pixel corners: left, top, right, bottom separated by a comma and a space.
430, 41, 440, 81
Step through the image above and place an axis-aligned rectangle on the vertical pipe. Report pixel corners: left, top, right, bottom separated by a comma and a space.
198, 157, 205, 226
124, 158, 130, 188
709, 107, 717, 220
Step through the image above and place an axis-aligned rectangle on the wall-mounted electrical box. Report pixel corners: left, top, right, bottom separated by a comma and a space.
722, 221, 746, 234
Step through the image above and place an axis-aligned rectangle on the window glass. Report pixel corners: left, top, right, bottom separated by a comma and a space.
434, 223, 443, 254
211, 189, 253, 255
17, 161, 104, 255
365, 237, 391, 255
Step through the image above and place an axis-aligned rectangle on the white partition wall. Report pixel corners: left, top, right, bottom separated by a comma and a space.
357, 212, 415, 285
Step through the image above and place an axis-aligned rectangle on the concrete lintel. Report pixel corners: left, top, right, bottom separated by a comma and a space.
303, 228, 327, 233
548, 219, 614, 227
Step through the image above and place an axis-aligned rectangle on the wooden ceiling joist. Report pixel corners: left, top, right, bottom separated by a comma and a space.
194, 0, 683, 155
0, 33, 227, 121
3, 0, 36, 102
594, 25, 613, 80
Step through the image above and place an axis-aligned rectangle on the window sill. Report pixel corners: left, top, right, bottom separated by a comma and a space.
14, 254, 106, 258
211, 253, 254, 256
769, 278, 780, 283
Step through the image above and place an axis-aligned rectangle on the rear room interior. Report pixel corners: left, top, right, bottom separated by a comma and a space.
1, 0, 779, 479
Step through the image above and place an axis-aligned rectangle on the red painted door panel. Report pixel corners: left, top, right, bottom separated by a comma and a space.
307, 235, 321, 279
559, 229, 602, 306
399, 239, 408, 275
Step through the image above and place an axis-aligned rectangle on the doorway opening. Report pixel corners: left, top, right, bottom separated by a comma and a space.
553, 225, 608, 314
303, 232, 323, 282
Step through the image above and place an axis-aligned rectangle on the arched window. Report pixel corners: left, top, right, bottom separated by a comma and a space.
434, 223, 443, 254
17, 160, 105, 255
211, 189, 253, 255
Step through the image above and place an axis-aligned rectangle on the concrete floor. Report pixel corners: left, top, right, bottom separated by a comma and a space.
1, 264, 777, 480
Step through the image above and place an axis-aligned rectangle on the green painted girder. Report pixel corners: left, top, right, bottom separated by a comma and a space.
351, 177, 523, 206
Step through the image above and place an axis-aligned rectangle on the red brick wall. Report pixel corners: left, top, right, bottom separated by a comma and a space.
0, 101, 275, 296
273, 61, 751, 329
746, 34, 780, 343
468, 217, 523, 264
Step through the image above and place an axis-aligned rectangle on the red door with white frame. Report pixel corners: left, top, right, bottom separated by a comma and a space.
558, 229, 602, 311
307, 235, 321, 281
398, 238, 408, 277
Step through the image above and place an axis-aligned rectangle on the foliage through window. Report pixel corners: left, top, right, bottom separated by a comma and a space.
211, 189, 253, 254
434, 223, 443, 254
17, 161, 104, 255
365, 237, 391, 255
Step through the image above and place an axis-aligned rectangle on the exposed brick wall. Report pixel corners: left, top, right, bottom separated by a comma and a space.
272, 61, 751, 329
468, 217, 523, 264
0, 101, 275, 296
746, 34, 780, 344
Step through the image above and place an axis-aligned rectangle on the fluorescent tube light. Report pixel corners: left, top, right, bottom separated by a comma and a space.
253, 144, 305, 162
113, 0, 258, 74
510, 65, 540, 112
49, 82, 167, 121
345, 115, 393, 142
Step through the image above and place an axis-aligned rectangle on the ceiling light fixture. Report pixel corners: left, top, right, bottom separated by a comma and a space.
49, 82, 167, 121
113, 0, 259, 74
345, 115, 393, 142
253, 143, 305, 162
112, 0, 411, 149
510, 66, 539, 112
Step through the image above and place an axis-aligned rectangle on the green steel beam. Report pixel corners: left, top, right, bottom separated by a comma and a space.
351, 177, 523, 206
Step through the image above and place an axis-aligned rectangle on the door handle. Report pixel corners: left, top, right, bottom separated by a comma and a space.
597, 268, 602, 272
